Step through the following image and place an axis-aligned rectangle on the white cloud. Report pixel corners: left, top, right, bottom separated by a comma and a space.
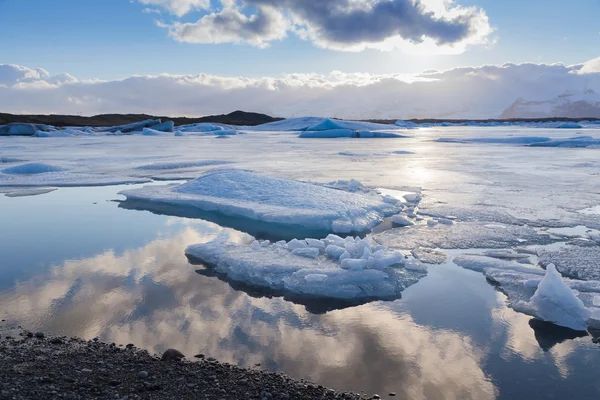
148, 0, 493, 53
137, 0, 210, 17
578, 56, 600, 74
163, 4, 288, 47
0, 58, 598, 118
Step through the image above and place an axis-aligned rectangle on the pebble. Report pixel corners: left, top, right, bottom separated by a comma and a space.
34, 331, 45, 339
161, 348, 185, 362
138, 371, 148, 379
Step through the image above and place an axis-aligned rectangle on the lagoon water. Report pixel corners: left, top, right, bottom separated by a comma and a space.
1, 183, 600, 400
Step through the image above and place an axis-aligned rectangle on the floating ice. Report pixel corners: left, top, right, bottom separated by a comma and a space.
299, 130, 405, 139
121, 170, 402, 236
436, 137, 552, 145
0, 122, 51, 136
185, 234, 425, 302
248, 117, 400, 132
528, 136, 600, 148
0, 164, 150, 187
141, 128, 174, 136
375, 222, 555, 250
455, 255, 600, 330
556, 122, 582, 129
3, 187, 57, 197
135, 160, 233, 171
391, 214, 414, 226
538, 246, 600, 281
95, 119, 164, 133
411, 248, 447, 264
530, 265, 591, 331
2, 163, 66, 175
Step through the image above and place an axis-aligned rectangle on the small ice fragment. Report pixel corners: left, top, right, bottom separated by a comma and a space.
427, 220, 438, 227
341, 258, 369, 270
325, 245, 346, 259
251, 241, 260, 250
287, 239, 308, 250
304, 274, 328, 282
292, 248, 320, 259
306, 238, 326, 250
339, 251, 351, 262
594, 295, 600, 307
392, 214, 414, 227
438, 218, 454, 225
405, 259, 427, 272
260, 240, 270, 247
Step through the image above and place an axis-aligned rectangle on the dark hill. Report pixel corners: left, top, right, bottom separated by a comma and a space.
0, 110, 281, 127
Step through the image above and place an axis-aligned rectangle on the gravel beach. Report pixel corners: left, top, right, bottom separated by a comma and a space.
0, 327, 373, 400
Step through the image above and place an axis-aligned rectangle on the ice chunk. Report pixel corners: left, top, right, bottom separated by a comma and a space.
528, 137, 600, 148
151, 121, 175, 132
375, 221, 556, 250
185, 236, 424, 303
594, 296, 600, 307
556, 122, 582, 129
530, 265, 591, 331
292, 248, 320, 259
392, 214, 414, 227
437, 137, 552, 145
538, 246, 600, 281
2, 163, 66, 175
135, 160, 232, 170
4, 187, 57, 197
411, 248, 447, 264
0, 122, 50, 136
95, 119, 162, 133
141, 128, 174, 136
325, 245, 346, 259
121, 170, 402, 236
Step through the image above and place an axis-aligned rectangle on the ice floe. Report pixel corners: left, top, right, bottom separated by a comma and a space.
134, 160, 233, 171
375, 221, 556, 250
454, 255, 600, 331
0, 163, 150, 187
121, 170, 403, 237
185, 234, 425, 304
538, 245, 600, 281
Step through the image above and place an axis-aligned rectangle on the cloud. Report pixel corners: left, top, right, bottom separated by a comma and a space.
579, 56, 600, 74
0, 59, 599, 119
163, 4, 288, 47
137, 0, 210, 17
149, 0, 492, 52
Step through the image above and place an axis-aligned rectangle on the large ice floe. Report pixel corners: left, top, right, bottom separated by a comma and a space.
185, 234, 426, 310
0, 162, 149, 187
120, 170, 403, 240
454, 254, 600, 331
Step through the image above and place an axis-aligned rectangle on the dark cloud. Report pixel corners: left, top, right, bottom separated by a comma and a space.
159, 0, 491, 51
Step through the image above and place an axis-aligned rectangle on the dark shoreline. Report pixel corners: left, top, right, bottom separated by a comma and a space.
0, 327, 373, 400
1, 110, 599, 128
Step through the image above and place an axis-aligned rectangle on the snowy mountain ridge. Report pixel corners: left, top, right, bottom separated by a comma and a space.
501, 90, 600, 119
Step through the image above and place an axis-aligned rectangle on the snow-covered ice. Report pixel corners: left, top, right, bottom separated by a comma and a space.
538, 245, 600, 280
185, 234, 425, 302
121, 170, 403, 236
530, 265, 591, 331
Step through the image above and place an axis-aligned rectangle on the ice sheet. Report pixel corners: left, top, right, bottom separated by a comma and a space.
121, 170, 403, 235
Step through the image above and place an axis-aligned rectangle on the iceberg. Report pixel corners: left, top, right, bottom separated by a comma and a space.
185, 234, 425, 304
455, 255, 600, 331
530, 265, 591, 331
120, 170, 403, 238
0, 122, 52, 136
135, 160, 233, 171
95, 119, 163, 133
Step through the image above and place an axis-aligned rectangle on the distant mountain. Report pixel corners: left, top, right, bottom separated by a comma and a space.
500, 90, 600, 119
0, 110, 281, 127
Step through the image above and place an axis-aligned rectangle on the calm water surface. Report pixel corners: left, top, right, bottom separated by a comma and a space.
1, 184, 599, 400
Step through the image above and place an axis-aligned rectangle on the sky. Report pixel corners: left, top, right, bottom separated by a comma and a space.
0, 0, 599, 118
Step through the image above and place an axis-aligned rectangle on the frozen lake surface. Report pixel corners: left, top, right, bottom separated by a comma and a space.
1, 124, 600, 399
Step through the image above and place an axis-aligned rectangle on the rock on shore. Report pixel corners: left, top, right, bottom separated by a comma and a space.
0, 330, 368, 400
